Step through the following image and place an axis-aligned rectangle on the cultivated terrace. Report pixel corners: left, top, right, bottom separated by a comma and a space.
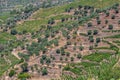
0, 0, 120, 80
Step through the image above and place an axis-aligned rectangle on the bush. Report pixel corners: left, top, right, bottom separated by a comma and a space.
67, 41, 71, 45
46, 58, 51, 65
79, 46, 84, 51
96, 16, 99, 20
105, 20, 108, 24
89, 36, 94, 42
63, 65, 70, 70
42, 55, 47, 60
56, 49, 60, 54
65, 58, 68, 61
118, 20, 120, 24
77, 53, 82, 59
93, 30, 98, 35
108, 25, 113, 30
96, 38, 101, 43
54, 40, 59, 46
71, 57, 74, 61
97, 20, 101, 24
48, 18, 55, 24
40, 58, 44, 64
115, 9, 119, 14
61, 18, 65, 22
78, 5, 82, 9
89, 46, 93, 50
87, 30, 92, 35
111, 15, 115, 19
0, 44, 4, 52
11, 29, 17, 35
9, 70, 15, 77
66, 52, 70, 56
21, 63, 28, 72
67, 35, 71, 40
42, 68, 48, 75
106, 12, 109, 17
60, 57, 63, 61
87, 22, 92, 27
18, 73, 30, 79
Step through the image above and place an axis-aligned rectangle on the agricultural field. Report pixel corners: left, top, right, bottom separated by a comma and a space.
1, 0, 120, 80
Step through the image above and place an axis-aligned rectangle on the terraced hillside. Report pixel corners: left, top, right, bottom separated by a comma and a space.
1, 0, 120, 80
0, 0, 73, 26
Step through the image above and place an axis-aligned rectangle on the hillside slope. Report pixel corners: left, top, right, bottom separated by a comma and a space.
1, 0, 120, 80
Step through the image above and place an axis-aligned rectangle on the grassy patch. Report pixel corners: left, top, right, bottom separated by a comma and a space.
63, 56, 119, 80
0, 12, 14, 23
106, 34, 120, 38
50, 14, 72, 20
31, 0, 120, 19
0, 32, 16, 44
94, 47, 110, 50
83, 52, 112, 62
80, 62, 98, 67
0, 53, 19, 76
15, 19, 48, 32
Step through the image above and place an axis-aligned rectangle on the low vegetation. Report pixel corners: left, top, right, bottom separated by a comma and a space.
1, 0, 120, 80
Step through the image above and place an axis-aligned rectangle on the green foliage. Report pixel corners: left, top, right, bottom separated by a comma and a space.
80, 62, 98, 67
42, 68, 48, 76
40, 58, 44, 64
106, 12, 110, 17
71, 57, 74, 61
77, 53, 82, 59
118, 20, 120, 24
0, 53, 19, 76
89, 36, 94, 42
108, 25, 113, 30
9, 70, 16, 77
0, 32, 16, 44
97, 20, 101, 24
42, 55, 47, 60
89, 45, 93, 50
106, 34, 120, 38
63, 55, 119, 80
93, 30, 98, 35
66, 52, 70, 56
46, 58, 51, 65
87, 22, 92, 27
18, 73, 30, 79
18, 53, 30, 61
56, 49, 60, 54
79, 45, 84, 51
48, 18, 55, 24
105, 20, 108, 24
96, 38, 101, 43
21, 63, 28, 72
111, 15, 115, 19
83, 52, 111, 62
87, 30, 92, 35
11, 29, 18, 35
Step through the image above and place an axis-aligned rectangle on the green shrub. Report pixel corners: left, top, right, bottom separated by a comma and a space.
9, 70, 16, 77
18, 73, 30, 79
10, 29, 17, 35
42, 68, 48, 75
108, 25, 113, 30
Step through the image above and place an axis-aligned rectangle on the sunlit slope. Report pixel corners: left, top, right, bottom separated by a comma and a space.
15, 0, 120, 33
